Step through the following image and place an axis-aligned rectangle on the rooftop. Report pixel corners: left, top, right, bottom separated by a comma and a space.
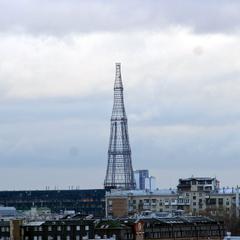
107, 189, 177, 197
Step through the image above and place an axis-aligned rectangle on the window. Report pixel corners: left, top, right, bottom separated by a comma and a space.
205, 186, 212, 191
57, 236, 61, 240
34, 237, 38, 240
67, 226, 71, 231
85, 225, 89, 231
218, 198, 223, 205
209, 199, 216, 205
48, 226, 52, 231
57, 226, 61, 231
39, 237, 42, 240
193, 196, 196, 200
76, 236, 80, 240
66, 236, 70, 240
76, 226, 81, 231
198, 180, 205, 185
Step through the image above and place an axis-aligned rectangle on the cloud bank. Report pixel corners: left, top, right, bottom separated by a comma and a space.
0, 1, 239, 189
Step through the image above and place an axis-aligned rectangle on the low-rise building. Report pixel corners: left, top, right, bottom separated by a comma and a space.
0, 215, 226, 240
95, 216, 224, 240
0, 189, 106, 218
23, 219, 95, 240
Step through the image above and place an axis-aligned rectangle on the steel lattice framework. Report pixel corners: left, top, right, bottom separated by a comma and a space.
104, 63, 136, 190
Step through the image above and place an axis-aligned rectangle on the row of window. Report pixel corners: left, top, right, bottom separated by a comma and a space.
28, 225, 89, 232
129, 198, 189, 205
25, 235, 83, 240
0, 227, 9, 232
145, 229, 223, 239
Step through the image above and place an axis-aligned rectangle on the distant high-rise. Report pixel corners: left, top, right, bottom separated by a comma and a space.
134, 170, 149, 190
104, 63, 135, 190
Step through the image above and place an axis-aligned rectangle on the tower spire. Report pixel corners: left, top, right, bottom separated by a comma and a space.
104, 63, 135, 190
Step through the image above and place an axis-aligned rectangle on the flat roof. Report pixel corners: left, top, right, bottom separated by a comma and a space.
107, 189, 177, 197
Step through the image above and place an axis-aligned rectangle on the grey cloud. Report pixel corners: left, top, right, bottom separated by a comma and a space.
0, 0, 240, 35
0, 9, 239, 188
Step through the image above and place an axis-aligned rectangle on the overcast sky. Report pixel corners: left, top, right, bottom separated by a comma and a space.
0, 0, 240, 190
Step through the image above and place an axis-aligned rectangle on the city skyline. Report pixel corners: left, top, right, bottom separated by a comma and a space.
0, 1, 240, 189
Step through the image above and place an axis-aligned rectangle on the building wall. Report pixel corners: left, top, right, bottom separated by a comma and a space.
106, 192, 190, 217
106, 188, 239, 217
23, 219, 95, 240
10, 220, 22, 240
177, 177, 219, 193
0, 222, 10, 240
111, 198, 128, 218
0, 217, 226, 240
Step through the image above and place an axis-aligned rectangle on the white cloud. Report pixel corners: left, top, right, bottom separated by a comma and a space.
0, 0, 240, 35
1, 28, 240, 104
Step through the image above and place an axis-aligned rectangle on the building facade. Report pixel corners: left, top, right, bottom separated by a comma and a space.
106, 190, 190, 218
23, 219, 95, 240
106, 177, 240, 218
0, 216, 225, 240
177, 177, 220, 193
0, 189, 106, 217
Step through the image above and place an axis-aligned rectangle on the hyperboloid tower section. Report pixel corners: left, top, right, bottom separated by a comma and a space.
104, 63, 136, 190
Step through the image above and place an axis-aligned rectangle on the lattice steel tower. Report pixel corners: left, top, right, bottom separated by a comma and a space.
104, 63, 136, 190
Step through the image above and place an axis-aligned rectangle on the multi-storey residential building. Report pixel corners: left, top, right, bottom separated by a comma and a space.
205, 188, 240, 217
177, 177, 239, 216
106, 177, 240, 218
106, 190, 190, 218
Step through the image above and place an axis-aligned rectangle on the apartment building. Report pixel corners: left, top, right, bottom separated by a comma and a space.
106, 177, 240, 218
106, 189, 190, 218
